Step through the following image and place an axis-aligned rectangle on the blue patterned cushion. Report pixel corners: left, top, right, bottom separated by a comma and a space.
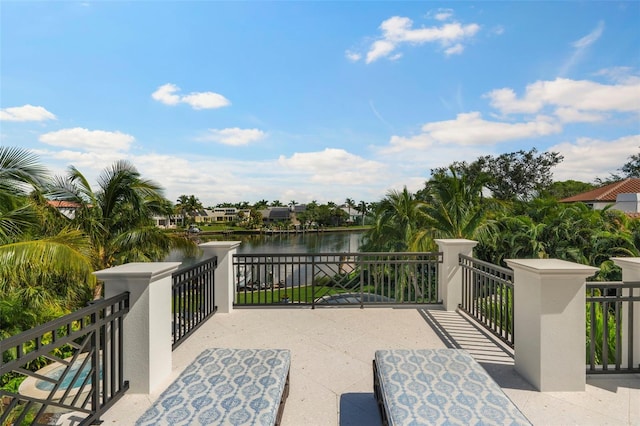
375, 349, 531, 425
136, 348, 290, 426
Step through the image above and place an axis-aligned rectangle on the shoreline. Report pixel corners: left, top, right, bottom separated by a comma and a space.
176, 227, 369, 237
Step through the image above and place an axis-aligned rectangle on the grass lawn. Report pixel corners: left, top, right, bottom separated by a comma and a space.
235, 284, 381, 304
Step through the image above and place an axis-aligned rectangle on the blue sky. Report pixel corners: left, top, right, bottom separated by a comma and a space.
1, 1, 639, 206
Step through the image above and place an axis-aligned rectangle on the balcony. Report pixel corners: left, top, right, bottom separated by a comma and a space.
100, 307, 639, 425
2, 240, 639, 425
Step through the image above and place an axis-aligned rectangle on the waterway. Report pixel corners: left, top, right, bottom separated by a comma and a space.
166, 231, 364, 267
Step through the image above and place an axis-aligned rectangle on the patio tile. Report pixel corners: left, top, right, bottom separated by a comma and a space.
100, 307, 640, 426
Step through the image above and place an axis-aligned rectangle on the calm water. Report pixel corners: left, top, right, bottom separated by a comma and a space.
166, 231, 364, 266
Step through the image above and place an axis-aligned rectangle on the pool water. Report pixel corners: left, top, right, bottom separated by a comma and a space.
35, 362, 100, 392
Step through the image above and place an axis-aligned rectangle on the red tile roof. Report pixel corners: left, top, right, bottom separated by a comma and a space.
560, 178, 640, 203
48, 200, 83, 208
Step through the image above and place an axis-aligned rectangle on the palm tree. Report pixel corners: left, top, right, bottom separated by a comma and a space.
50, 160, 195, 298
422, 167, 492, 240
175, 194, 190, 226
0, 146, 48, 241
176, 194, 203, 225
362, 187, 430, 252
345, 198, 355, 224
357, 201, 368, 226
271, 200, 283, 207
0, 147, 95, 331
254, 199, 269, 210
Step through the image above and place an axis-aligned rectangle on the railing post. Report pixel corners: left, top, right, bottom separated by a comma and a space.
611, 257, 640, 369
94, 262, 181, 394
435, 239, 478, 311
199, 241, 241, 313
505, 259, 598, 391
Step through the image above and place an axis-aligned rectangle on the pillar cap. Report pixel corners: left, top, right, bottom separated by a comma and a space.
505, 259, 598, 277
94, 262, 181, 281
434, 238, 478, 246
611, 257, 640, 270
199, 241, 241, 250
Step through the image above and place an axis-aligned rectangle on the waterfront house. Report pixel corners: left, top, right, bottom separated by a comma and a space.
561, 177, 640, 213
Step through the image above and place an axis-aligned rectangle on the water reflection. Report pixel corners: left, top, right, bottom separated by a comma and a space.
166, 231, 364, 267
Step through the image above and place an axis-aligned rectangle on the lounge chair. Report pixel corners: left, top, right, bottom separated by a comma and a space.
373, 348, 531, 425
136, 348, 290, 425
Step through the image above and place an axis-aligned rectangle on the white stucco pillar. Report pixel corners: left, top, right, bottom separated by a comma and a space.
435, 239, 478, 311
611, 257, 640, 369
505, 259, 598, 391
94, 262, 181, 394
199, 241, 241, 314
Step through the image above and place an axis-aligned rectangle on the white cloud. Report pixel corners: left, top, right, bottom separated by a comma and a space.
444, 43, 464, 56
384, 112, 561, 153
550, 134, 640, 182
278, 148, 386, 185
39, 128, 134, 152
366, 40, 396, 63
0, 104, 56, 122
352, 13, 481, 64
181, 92, 231, 110
203, 128, 266, 146
485, 77, 640, 118
560, 21, 605, 76
594, 67, 640, 84
151, 83, 230, 110
151, 83, 181, 105
433, 9, 454, 21
484, 87, 541, 114
553, 107, 605, 123
45, 149, 124, 169
345, 50, 362, 62
572, 20, 605, 49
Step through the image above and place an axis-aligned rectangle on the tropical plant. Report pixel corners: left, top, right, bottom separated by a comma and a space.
175, 194, 203, 225
362, 187, 430, 252
357, 200, 368, 226
49, 160, 196, 298
0, 147, 95, 334
476, 198, 639, 280
421, 167, 494, 241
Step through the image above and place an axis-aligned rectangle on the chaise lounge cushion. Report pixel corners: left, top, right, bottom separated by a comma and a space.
374, 348, 531, 425
136, 348, 290, 426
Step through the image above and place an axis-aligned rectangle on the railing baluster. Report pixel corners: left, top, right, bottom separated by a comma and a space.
458, 254, 514, 348
0, 293, 130, 424
232, 252, 442, 306
171, 256, 218, 350
585, 281, 640, 374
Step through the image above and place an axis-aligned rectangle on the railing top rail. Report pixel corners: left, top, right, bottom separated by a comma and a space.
586, 281, 640, 288
234, 251, 443, 258
0, 292, 129, 350
459, 253, 513, 277
173, 255, 218, 276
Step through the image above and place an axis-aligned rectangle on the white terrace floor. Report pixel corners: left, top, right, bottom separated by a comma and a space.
101, 307, 640, 426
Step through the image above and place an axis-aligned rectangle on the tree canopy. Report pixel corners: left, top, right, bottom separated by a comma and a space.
49, 160, 196, 298
433, 148, 563, 201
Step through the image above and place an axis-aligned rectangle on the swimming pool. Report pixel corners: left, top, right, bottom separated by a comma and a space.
19, 353, 101, 402
34, 361, 98, 392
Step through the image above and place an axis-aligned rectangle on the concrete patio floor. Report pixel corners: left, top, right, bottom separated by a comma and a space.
100, 307, 640, 425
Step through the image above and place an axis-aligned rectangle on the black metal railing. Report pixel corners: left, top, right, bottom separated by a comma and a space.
0, 292, 129, 425
233, 252, 442, 307
459, 254, 514, 348
586, 281, 640, 374
172, 256, 218, 350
